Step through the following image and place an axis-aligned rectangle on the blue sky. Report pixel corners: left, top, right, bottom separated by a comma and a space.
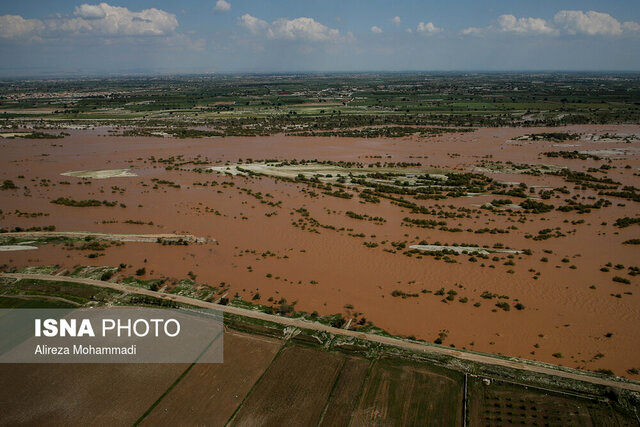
0, 1, 639, 76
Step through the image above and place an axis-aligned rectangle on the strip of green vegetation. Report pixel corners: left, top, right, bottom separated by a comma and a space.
4, 74, 640, 127
51, 197, 118, 207
70, 266, 118, 281
614, 217, 640, 228
121, 276, 166, 290
17, 265, 59, 275
0, 180, 18, 190
0, 295, 77, 308
0, 278, 121, 304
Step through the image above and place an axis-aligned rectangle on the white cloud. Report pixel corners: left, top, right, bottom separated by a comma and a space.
238, 15, 344, 43
371, 26, 383, 34
463, 10, 638, 38
0, 3, 179, 40
554, 10, 628, 36
214, 0, 231, 13
391, 16, 401, 26
238, 14, 268, 34
416, 22, 442, 35
74, 4, 107, 20
461, 14, 555, 36
45, 17, 91, 34
1, 3, 185, 48
0, 14, 45, 40
623, 21, 640, 33
67, 3, 178, 36
267, 17, 341, 42
460, 26, 483, 36
496, 14, 556, 35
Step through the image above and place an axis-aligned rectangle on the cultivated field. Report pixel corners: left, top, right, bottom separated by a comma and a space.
319, 356, 371, 426
141, 331, 282, 425
228, 345, 344, 426
0, 363, 188, 425
0, 307, 637, 426
468, 376, 637, 426
351, 358, 463, 426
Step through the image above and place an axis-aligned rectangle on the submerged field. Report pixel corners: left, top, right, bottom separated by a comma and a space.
0, 123, 639, 380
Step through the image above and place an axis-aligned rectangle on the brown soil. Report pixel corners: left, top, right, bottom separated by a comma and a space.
319, 356, 371, 426
468, 376, 636, 426
142, 330, 282, 425
351, 358, 463, 426
0, 363, 188, 426
228, 345, 343, 426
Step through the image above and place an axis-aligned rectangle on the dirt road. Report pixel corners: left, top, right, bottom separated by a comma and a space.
0, 231, 213, 243
2, 272, 639, 393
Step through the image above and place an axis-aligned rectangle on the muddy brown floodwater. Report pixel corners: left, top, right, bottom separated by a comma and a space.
1, 125, 639, 377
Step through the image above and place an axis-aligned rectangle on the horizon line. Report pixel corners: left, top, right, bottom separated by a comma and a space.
2, 69, 640, 81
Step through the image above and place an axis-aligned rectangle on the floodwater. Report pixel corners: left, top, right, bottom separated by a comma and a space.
1, 125, 639, 376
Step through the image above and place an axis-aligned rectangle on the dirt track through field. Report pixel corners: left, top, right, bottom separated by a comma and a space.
2, 272, 639, 393
0, 231, 212, 243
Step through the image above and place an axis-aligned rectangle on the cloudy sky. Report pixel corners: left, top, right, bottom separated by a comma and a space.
0, 0, 639, 76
